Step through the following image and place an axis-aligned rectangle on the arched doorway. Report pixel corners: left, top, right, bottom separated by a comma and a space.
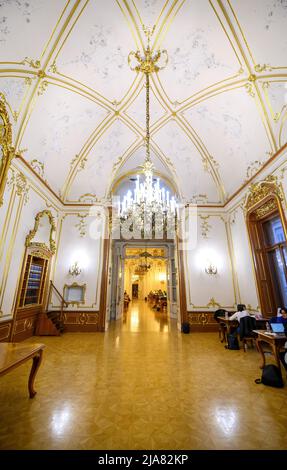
109, 240, 181, 329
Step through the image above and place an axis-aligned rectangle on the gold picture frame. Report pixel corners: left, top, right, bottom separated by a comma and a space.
63, 283, 86, 305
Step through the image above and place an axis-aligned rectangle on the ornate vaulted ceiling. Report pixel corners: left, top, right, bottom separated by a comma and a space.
0, 0, 286, 205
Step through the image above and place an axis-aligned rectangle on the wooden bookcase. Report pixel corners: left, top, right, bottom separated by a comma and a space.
18, 254, 48, 307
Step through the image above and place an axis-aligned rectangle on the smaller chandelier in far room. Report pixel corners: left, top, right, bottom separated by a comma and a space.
118, 26, 177, 231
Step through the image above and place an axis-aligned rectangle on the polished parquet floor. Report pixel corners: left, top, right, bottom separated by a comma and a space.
0, 301, 287, 450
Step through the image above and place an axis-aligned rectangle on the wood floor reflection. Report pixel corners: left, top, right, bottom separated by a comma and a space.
0, 301, 286, 450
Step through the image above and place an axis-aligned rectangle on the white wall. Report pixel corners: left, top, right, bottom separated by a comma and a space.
185, 212, 236, 311
228, 207, 259, 310
51, 209, 106, 311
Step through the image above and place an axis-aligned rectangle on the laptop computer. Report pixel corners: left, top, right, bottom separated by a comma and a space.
270, 323, 286, 335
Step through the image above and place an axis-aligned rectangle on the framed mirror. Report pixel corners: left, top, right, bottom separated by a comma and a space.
63, 283, 86, 305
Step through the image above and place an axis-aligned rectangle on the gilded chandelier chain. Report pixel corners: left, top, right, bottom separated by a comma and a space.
145, 72, 150, 163
128, 25, 168, 167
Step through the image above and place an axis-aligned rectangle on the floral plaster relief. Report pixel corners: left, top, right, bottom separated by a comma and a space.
159, 0, 239, 101
21, 84, 109, 193
231, 0, 287, 65
0, 0, 66, 61
68, 119, 137, 201
183, 87, 271, 196
57, 0, 135, 101
153, 120, 219, 202
134, 0, 167, 29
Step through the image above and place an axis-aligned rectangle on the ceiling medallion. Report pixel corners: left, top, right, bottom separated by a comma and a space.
118, 26, 177, 238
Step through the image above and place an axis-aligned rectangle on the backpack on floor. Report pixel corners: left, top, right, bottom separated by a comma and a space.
255, 364, 284, 388
225, 333, 239, 350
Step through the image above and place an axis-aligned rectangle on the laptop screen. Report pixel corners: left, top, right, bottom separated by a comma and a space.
270, 323, 285, 333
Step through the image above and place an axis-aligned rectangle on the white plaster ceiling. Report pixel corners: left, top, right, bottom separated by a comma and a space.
0, 0, 287, 205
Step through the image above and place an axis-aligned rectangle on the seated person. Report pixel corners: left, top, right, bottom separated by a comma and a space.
254, 310, 263, 320
269, 307, 287, 324
229, 304, 249, 322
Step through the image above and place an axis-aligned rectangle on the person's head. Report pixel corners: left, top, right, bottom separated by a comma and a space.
237, 304, 246, 312
280, 308, 287, 318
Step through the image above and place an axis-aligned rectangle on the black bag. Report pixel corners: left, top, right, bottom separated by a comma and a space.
225, 333, 239, 350
255, 364, 284, 388
181, 322, 190, 334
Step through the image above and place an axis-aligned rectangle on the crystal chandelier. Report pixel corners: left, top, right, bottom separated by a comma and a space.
118, 27, 177, 233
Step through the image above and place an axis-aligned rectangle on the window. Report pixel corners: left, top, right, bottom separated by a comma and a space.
262, 215, 287, 307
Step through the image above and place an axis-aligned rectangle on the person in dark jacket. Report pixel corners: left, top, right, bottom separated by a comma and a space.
270, 308, 287, 324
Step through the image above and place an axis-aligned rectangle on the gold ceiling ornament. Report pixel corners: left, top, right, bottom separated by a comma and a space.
244, 175, 283, 213
30, 159, 45, 178
25, 210, 56, 254
254, 64, 272, 73
0, 92, 19, 122
78, 193, 99, 203
245, 160, 265, 180
0, 97, 15, 206
128, 25, 168, 74
37, 80, 49, 96
21, 57, 41, 69
48, 61, 58, 74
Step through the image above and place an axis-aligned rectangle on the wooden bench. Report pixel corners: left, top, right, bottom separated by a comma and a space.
0, 342, 45, 398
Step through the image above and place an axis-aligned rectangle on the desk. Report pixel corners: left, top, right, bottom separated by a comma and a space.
0, 342, 45, 398
254, 330, 287, 376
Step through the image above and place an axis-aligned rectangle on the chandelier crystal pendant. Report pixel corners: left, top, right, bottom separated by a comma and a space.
118, 26, 177, 234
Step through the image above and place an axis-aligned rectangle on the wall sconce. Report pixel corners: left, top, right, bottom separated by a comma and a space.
69, 261, 81, 277
205, 263, 218, 275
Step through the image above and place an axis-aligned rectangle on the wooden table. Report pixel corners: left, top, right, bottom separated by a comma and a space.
254, 330, 287, 376
218, 317, 267, 345
0, 342, 45, 398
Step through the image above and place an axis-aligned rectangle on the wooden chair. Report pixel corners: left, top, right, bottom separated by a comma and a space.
214, 309, 227, 343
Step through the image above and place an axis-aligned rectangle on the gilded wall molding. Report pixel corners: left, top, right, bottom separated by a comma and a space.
75, 214, 88, 237
254, 199, 277, 220
7, 170, 30, 204
0, 98, 14, 206
199, 215, 212, 238
25, 209, 56, 254
244, 175, 283, 214
30, 159, 45, 179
